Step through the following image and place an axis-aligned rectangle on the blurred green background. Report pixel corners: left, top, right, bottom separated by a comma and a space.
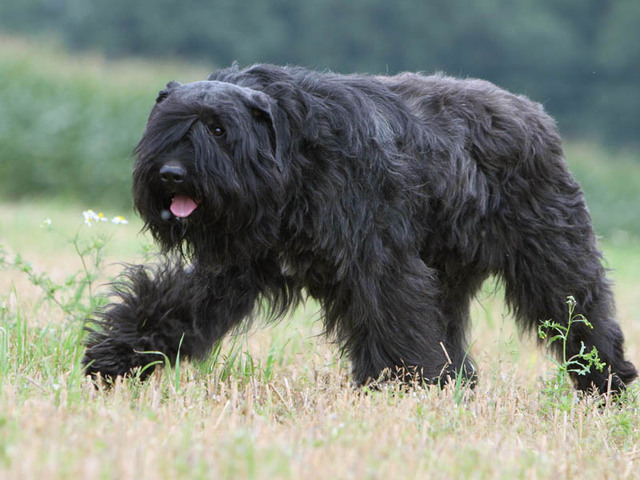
0, 0, 638, 235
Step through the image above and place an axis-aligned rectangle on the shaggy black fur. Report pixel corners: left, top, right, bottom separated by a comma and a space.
83, 64, 637, 394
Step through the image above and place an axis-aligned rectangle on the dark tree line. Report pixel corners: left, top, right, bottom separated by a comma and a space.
1, 0, 638, 145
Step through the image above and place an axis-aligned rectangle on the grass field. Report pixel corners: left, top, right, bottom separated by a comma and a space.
1, 201, 639, 479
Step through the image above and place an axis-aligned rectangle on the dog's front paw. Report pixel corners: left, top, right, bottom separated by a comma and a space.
83, 325, 162, 383
82, 339, 160, 382
82, 261, 194, 383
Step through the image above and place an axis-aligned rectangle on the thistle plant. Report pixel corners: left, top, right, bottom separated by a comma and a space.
537, 296, 606, 411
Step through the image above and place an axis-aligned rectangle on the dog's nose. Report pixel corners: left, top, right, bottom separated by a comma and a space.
159, 163, 186, 184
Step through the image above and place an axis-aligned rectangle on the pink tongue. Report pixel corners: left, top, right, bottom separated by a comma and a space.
170, 195, 199, 218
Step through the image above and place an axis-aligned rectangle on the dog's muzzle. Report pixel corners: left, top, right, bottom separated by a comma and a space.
157, 161, 201, 219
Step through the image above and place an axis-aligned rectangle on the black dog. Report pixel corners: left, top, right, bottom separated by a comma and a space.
83, 64, 637, 393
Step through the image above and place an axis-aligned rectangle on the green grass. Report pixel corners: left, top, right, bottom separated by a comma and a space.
1, 201, 639, 479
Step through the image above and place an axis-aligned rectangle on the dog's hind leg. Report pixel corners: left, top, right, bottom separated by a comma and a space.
83, 259, 258, 381
495, 176, 638, 394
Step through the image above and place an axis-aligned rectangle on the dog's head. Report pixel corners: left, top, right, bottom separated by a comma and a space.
133, 80, 290, 264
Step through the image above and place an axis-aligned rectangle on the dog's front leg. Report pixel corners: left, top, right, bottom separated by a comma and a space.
82, 259, 257, 382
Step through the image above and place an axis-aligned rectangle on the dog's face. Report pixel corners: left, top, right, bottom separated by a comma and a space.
133, 80, 288, 263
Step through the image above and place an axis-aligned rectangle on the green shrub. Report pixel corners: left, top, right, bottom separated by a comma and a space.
0, 40, 206, 209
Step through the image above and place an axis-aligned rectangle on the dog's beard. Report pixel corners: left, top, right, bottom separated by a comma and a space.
139, 190, 284, 269
133, 175, 276, 268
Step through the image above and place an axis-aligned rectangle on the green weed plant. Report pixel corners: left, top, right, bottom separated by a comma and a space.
537, 296, 606, 413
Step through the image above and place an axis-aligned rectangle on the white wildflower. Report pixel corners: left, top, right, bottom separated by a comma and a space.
83, 210, 97, 227
82, 209, 106, 227
111, 215, 128, 225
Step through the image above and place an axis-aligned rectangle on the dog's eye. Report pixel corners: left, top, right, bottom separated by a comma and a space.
210, 126, 225, 137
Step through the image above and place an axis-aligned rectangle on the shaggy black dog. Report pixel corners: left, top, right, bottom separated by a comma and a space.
83, 64, 637, 394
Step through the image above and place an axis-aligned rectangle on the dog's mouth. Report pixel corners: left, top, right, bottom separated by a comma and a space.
165, 194, 201, 219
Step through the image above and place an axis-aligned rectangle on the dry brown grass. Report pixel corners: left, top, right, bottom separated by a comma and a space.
1, 202, 639, 479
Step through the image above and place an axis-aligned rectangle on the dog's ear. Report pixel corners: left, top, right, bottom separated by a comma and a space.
156, 81, 182, 104
248, 93, 288, 172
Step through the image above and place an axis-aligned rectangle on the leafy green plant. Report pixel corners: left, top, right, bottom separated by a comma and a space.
537, 295, 606, 412
1, 211, 130, 323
